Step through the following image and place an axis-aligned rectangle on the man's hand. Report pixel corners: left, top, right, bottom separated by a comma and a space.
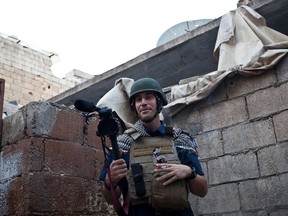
154, 163, 191, 186
108, 159, 128, 186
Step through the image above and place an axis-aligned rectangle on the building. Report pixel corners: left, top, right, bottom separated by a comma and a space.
0, 33, 93, 117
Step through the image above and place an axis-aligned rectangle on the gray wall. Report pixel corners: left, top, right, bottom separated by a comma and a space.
170, 55, 288, 215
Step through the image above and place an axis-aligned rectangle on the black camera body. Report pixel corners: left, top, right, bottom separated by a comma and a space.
97, 107, 119, 137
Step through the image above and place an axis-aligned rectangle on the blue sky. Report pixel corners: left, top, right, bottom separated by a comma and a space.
0, 0, 238, 77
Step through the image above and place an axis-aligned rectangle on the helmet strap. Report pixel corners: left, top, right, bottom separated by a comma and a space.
155, 94, 163, 113
130, 100, 136, 112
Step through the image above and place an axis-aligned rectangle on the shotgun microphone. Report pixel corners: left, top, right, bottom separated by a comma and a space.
74, 99, 100, 113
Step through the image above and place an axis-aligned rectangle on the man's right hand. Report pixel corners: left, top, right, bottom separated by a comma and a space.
107, 159, 128, 186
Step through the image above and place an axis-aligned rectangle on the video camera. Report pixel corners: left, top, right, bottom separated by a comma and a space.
74, 99, 120, 159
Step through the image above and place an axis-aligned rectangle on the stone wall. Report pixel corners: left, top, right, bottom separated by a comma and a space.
0, 56, 287, 215
0, 34, 78, 107
171, 55, 288, 215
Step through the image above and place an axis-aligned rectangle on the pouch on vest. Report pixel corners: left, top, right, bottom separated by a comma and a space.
131, 163, 146, 197
151, 172, 189, 210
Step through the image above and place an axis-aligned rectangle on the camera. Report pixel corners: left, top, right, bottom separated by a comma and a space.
97, 107, 119, 137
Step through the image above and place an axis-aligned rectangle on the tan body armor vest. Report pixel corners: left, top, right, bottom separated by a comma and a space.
126, 128, 190, 210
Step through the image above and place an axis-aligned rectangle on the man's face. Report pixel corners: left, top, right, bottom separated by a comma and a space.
134, 91, 158, 123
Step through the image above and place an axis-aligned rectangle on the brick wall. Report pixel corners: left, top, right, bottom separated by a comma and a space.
0, 55, 287, 215
0, 34, 77, 107
171, 55, 288, 215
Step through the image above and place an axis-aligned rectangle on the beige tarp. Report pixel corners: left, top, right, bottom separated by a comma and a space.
167, 6, 288, 110
97, 78, 137, 128
97, 77, 165, 128
96, 6, 288, 126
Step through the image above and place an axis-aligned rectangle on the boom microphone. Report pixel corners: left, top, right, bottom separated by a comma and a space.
74, 99, 100, 112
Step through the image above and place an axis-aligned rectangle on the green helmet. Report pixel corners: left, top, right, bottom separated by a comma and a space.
129, 78, 168, 111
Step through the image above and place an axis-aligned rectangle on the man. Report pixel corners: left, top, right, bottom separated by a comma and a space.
99, 78, 208, 216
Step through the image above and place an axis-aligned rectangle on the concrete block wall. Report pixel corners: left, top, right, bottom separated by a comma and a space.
171, 55, 288, 215
0, 56, 287, 215
0, 102, 115, 215
0, 34, 77, 106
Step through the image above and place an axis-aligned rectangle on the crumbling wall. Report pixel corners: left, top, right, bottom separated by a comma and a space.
171, 55, 288, 215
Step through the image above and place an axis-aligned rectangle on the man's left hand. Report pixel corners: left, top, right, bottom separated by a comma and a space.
154, 163, 191, 186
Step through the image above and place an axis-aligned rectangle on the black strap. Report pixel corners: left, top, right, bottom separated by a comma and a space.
131, 163, 146, 197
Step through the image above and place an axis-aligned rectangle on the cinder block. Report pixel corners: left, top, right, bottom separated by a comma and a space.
208, 152, 259, 185
1, 110, 25, 146
195, 130, 223, 159
44, 139, 98, 178
196, 81, 227, 108
226, 70, 277, 99
172, 105, 202, 135
200, 97, 248, 131
0, 137, 45, 181
223, 119, 276, 154
258, 142, 288, 176
197, 183, 240, 214
0, 142, 30, 181
239, 173, 288, 211
29, 173, 104, 214
247, 82, 288, 119
25, 102, 84, 143
0, 175, 30, 215
49, 109, 85, 143
273, 110, 288, 142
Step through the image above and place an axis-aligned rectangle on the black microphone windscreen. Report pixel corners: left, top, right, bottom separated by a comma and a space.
74, 99, 97, 112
